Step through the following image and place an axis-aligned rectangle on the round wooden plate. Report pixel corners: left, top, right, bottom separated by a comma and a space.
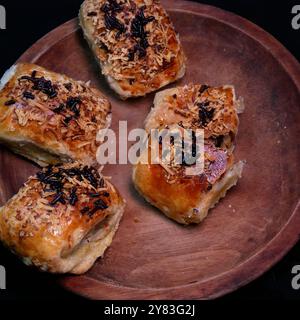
1, 0, 299, 299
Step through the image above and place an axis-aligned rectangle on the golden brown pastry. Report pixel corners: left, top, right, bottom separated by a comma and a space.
0, 63, 111, 166
145, 84, 243, 151
133, 84, 244, 225
79, 0, 186, 99
133, 141, 244, 225
0, 162, 125, 274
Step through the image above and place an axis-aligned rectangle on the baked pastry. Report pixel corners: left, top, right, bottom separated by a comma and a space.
133, 140, 244, 225
0, 63, 111, 166
145, 84, 243, 151
0, 162, 125, 274
79, 0, 186, 99
133, 84, 245, 225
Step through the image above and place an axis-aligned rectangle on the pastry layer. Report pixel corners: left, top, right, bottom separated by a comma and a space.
79, 0, 186, 98
0, 162, 125, 274
0, 63, 111, 166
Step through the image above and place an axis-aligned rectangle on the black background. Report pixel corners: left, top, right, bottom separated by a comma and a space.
0, 0, 299, 300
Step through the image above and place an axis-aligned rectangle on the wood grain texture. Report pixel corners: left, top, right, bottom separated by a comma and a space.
0, 0, 299, 299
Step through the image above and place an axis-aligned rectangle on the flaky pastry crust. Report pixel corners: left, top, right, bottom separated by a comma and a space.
79, 0, 186, 98
0, 63, 111, 166
0, 162, 125, 274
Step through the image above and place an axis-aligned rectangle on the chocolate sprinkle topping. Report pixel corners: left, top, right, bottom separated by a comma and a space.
101, 1, 125, 34
20, 71, 58, 99
36, 164, 109, 214
99, 41, 109, 52
89, 192, 100, 198
128, 43, 147, 60
131, 6, 155, 39
101, 0, 122, 14
82, 166, 99, 188
104, 13, 125, 33
88, 199, 108, 216
198, 101, 214, 126
53, 103, 65, 114
94, 199, 108, 210
50, 192, 66, 206
53, 97, 81, 123
66, 96, 81, 118
69, 187, 78, 206
80, 206, 90, 214
4, 99, 16, 106
63, 116, 73, 125
87, 11, 97, 16
199, 85, 210, 94
23, 91, 35, 100
129, 6, 155, 60
64, 83, 73, 91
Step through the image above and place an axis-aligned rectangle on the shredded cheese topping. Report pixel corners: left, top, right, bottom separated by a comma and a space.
5, 162, 112, 239
156, 84, 238, 139
82, 0, 182, 83
1, 64, 111, 158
